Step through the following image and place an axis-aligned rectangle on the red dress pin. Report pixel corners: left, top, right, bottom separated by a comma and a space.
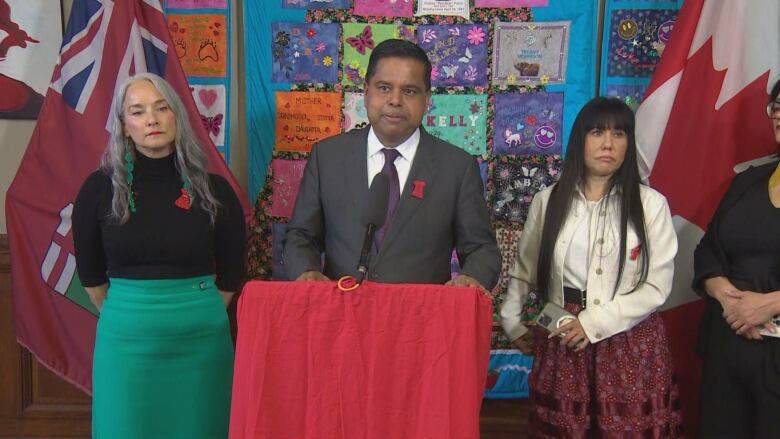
630, 244, 642, 261
174, 188, 191, 210
412, 179, 426, 199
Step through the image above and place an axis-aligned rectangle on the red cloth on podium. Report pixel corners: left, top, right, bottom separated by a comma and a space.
230, 281, 493, 439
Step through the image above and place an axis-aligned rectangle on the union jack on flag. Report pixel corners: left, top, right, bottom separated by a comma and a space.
5, 0, 248, 394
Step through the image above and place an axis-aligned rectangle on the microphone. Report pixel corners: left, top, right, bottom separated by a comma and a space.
357, 172, 389, 283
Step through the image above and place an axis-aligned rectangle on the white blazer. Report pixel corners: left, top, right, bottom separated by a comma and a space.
500, 183, 677, 344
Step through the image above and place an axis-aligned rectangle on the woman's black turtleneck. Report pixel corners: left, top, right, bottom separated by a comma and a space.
72, 152, 246, 291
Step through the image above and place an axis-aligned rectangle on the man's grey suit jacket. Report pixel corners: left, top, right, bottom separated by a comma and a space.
284, 126, 500, 289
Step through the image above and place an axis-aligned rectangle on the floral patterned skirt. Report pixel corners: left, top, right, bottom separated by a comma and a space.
528, 305, 684, 438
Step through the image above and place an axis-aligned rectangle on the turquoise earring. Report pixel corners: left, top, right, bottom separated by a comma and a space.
124, 138, 136, 213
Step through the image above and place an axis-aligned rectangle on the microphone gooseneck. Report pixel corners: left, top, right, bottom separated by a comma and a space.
357, 173, 390, 283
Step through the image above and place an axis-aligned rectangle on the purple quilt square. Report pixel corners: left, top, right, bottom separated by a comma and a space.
607, 9, 677, 77
354, 0, 414, 17
493, 92, 564, 156
272, 22, 340, 83
478, 157, 489, 196
417, 24, 489, 87
272, 222, 289, 280
489, 158, 562, 225
270, 159, 307, 218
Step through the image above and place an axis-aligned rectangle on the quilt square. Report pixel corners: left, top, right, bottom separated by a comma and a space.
492, 21, 570, 86
417, 24, 489, 87
275, 91, 342, 152
167, 14, 227, 77
354, 0, 414, 18
272, 22, 340, 83
489, 157, 562, 225
191, 84, 226, 147
493, 92, 564, 155
270, 159, 308, 218
342, 23, 416, 87
605, 83, 648, 111
424, 94, 487, 155
607, 9, 677, 77
343, 92, 369, 132
415, 0, 469, 20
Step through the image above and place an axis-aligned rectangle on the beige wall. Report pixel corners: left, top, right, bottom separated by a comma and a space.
0, 0, 246, 234
0, 0, 63, 235
0, 113, 35, 235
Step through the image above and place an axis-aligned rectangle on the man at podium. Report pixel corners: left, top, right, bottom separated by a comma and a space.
284, 39, 500, 290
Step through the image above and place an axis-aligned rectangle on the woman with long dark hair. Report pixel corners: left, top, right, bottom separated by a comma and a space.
693, 78, 780, 438
501, 97, 683, 437
72, 73, 245, 438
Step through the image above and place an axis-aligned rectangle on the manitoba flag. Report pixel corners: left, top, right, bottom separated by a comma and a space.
5, 0, 249, 393
636, 0, 780, 435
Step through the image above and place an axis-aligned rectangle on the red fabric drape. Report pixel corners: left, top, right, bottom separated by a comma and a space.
230, 280, 493, 439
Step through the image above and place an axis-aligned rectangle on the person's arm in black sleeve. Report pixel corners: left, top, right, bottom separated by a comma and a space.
72, 171, 109, 311
692, 217, 729, 298
692, 170, 747, 298
693, 168, 767, 340
212, 175, 247, 306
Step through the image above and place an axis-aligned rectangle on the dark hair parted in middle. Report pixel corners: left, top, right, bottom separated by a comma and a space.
365, 39, 432, 91
536, 97, 650, 300
771, 77, 780, 103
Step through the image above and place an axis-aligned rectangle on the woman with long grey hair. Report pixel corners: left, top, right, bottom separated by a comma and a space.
72, 72, 245, 438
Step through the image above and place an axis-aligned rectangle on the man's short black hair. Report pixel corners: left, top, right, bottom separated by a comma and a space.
365, 39, 432, 91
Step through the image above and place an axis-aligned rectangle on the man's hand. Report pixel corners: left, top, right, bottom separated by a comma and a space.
445, 274, 487, 292
549, 318, 590, 351
296, 271, 330, 281
511, 330, 534, 355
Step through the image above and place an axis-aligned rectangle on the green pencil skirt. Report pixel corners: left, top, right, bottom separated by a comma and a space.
92, 276, 234, 439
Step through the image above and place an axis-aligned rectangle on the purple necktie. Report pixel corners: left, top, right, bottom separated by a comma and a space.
374, 148, 401, 250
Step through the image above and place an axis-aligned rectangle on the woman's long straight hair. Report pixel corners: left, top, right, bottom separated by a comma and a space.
536, 97, 649, 300
101, 72, 219, 224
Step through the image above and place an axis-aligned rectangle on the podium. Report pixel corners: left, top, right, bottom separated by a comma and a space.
229, 280, 493, 439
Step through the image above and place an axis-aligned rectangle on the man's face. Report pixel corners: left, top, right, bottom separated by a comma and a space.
364, 56, 431, 148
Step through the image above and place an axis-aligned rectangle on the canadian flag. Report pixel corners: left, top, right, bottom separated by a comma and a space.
635, 0, 780, 435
